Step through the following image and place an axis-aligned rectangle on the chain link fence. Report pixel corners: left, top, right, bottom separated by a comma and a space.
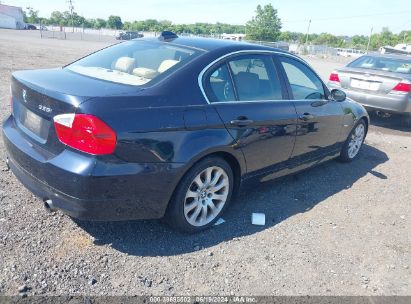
37, 25, 371, 61
39, 25, 158, 42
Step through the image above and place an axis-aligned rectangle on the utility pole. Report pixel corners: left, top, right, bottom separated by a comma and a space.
305, 19, 311, 45
67, 0, 74, 32
366, 27, 373, 53
304, 19, 311, 54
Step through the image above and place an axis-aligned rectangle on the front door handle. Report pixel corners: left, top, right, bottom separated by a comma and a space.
230, 119, 254, 127
299, 113, 314, 121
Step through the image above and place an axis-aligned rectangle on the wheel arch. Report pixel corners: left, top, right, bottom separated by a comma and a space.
204, 151, 242, 197
184, 150, 243, 196
165, 149, 244, 216
358, 115, 369, 136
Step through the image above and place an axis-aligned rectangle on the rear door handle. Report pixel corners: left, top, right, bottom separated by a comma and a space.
230, 119, 254, 127
299, 113, 314, 121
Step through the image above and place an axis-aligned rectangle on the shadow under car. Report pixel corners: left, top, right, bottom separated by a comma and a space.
74, 144, 388, 257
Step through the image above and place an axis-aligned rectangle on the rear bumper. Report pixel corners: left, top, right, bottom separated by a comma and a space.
3, 115, 185, 221
329, 84, 411, 114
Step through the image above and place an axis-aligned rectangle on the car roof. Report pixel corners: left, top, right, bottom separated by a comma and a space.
135, 36, 290, 54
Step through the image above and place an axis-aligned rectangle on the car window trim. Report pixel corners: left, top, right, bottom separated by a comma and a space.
225, 62, 240, 101
272, 55, 292, 100
199, 50, 306, 104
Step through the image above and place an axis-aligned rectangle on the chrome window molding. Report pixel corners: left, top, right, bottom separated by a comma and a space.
197, 50, 308, 104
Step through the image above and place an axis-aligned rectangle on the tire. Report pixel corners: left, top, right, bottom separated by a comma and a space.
339, 119, 367, 162
401, 113, 411, 128
165, 157, 234, 233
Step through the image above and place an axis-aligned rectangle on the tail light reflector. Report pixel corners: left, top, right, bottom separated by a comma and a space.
391, 82, 411, 93
329, 72, 340, 82
54, 114, 116, 155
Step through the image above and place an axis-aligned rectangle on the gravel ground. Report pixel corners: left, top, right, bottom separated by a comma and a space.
0, 29, 410, 297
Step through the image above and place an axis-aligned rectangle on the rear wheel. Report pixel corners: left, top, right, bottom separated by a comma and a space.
166, 157, 233, 233
401, 113, 411, 128
339, 119, 366, 162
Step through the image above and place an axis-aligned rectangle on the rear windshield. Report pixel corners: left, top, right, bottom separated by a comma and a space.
348, 56, 411, 74
66, 40, 203, 86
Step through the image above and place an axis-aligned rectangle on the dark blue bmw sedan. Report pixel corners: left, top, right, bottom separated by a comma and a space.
3, 32, 369, 232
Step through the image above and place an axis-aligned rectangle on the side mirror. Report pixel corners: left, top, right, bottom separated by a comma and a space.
330, 89, 346, 102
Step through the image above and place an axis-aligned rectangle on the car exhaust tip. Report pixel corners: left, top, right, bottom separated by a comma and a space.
5, 157, 10, 171
43, 199, 56, 212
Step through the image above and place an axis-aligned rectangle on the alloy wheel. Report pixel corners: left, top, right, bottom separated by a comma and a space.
183, 166, 229, 227
348, 123, 365, 159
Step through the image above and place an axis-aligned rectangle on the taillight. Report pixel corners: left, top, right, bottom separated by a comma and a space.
329, 72, 340, 82
391, 82, 411, 93
54, 114, 116, 155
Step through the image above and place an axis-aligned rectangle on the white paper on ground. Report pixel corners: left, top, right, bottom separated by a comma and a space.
214, 218, 226, 226
251, 213, 266, 226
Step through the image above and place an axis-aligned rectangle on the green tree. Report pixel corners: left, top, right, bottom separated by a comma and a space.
94, 18, 106, 29
245, 4, 282, 41
312, 33, 340, 46
107, 15, 123, 29
351, 35, 368, 49
398, 30, 411, 44
24, 6, 40, 23
158, 20, 173, 32
278, 31, 304, 42
123, 21, 132, 30
398, 31, 411, 43
49, 11, 64, 25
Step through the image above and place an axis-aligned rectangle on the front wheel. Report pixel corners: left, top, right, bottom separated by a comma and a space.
165, 157, 234, 233
339, 119, 367, 162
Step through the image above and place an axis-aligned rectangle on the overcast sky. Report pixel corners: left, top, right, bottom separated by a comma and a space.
4, 0, 411, 35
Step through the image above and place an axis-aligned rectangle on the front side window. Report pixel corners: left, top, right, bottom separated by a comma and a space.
66, 40, 203, 86
280, 57, 326, 100
228, 56, 282, 101
204, 54, 283, 102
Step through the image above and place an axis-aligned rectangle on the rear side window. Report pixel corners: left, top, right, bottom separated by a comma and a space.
66, 40, 203, 86
348, 56, 411, 74
204, 54, 283, 102
207, 64, 236, 102
280, 57, 326, 100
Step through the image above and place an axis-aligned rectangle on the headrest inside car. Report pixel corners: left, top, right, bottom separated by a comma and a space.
133, 67, 158, 79
235, 72, 260, 99
114, 57, 135, 73
158, 60, 179, 73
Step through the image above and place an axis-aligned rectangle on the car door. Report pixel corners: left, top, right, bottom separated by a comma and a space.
277, 55, 344, 163
202, 53, 298, 177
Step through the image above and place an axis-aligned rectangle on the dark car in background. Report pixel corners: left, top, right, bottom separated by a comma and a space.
3, 33, 369, 232
328, 54, 411, 126
116, 31, 144, 40
26, 24, 37, 30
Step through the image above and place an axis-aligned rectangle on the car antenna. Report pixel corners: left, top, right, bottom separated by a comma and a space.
159, 31, 178, 41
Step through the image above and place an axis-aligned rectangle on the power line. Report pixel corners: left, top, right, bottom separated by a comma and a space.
283, 10, 411, 23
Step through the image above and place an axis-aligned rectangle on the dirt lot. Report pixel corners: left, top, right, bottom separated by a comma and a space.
0, 29, 410, 296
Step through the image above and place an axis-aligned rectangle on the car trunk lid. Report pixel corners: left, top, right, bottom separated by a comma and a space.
337, 67, 406, 95
11, 75, 86, 155
11, 68, 146, 156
